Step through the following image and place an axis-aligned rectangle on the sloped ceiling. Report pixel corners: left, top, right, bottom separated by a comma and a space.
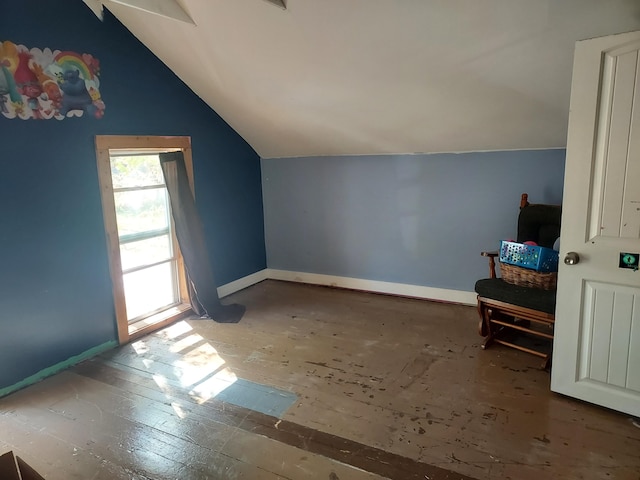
96, 0, 640, 158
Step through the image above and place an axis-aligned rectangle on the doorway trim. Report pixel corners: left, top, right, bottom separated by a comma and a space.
96, 135, 194, 344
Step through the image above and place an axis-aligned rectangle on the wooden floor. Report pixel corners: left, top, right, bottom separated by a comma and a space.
1, 280, 639, 479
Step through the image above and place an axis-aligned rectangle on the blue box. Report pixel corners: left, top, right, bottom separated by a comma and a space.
499, 240, 559, 272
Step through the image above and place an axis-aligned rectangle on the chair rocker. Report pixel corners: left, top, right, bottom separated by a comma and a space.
475, 194, 561, 369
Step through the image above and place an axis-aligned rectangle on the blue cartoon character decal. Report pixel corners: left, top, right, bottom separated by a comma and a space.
59, 69, 96, 116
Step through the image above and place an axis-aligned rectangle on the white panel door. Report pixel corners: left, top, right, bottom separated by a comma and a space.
551, 31, 640, 417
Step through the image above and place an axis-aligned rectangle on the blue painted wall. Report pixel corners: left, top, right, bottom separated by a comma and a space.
262, 150, 565, 292
0, 1, 266, 391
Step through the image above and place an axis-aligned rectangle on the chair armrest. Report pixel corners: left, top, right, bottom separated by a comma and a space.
480, 251, 499, 278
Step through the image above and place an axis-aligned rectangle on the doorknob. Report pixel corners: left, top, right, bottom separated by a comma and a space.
564, 252, 580, 265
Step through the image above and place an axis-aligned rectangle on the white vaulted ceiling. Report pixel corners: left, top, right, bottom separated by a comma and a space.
92, 0, 640, 158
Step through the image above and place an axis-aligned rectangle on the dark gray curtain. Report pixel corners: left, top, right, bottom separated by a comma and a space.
159, 152, 245, 323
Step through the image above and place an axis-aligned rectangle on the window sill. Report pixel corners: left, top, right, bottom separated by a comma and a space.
127, 303, 192, 341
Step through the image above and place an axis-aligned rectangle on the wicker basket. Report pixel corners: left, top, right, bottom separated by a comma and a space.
499, 262, 557, 290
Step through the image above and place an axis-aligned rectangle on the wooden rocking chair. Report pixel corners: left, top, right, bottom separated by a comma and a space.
475, 194, 561, 369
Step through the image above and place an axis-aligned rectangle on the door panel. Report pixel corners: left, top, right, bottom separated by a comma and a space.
629, 308, 640, 392
590, 45, 640, 240
578, 283, 639, 390
607, 290, 635, 388
551, 31, 640, 416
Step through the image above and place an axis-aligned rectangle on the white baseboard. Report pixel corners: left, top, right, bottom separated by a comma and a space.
218, 268, 476, 305
265, 269, 476, 305
217, 269, 269, 298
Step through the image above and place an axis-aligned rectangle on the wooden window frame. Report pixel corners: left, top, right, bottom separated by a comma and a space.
96, 135, 194, 344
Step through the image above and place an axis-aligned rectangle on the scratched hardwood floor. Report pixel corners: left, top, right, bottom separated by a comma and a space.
1, 280, 639, 479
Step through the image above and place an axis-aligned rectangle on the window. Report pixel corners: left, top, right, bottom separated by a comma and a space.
96, 136, 194, 343
111, 153, 180, 321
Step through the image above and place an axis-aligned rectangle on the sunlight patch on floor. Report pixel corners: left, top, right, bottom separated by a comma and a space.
132, 320, 297, 418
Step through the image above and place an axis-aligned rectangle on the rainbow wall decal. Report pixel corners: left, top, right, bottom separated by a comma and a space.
0, 41, 105, 120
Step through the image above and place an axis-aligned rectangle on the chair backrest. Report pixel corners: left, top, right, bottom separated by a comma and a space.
517, 202, 562, 249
